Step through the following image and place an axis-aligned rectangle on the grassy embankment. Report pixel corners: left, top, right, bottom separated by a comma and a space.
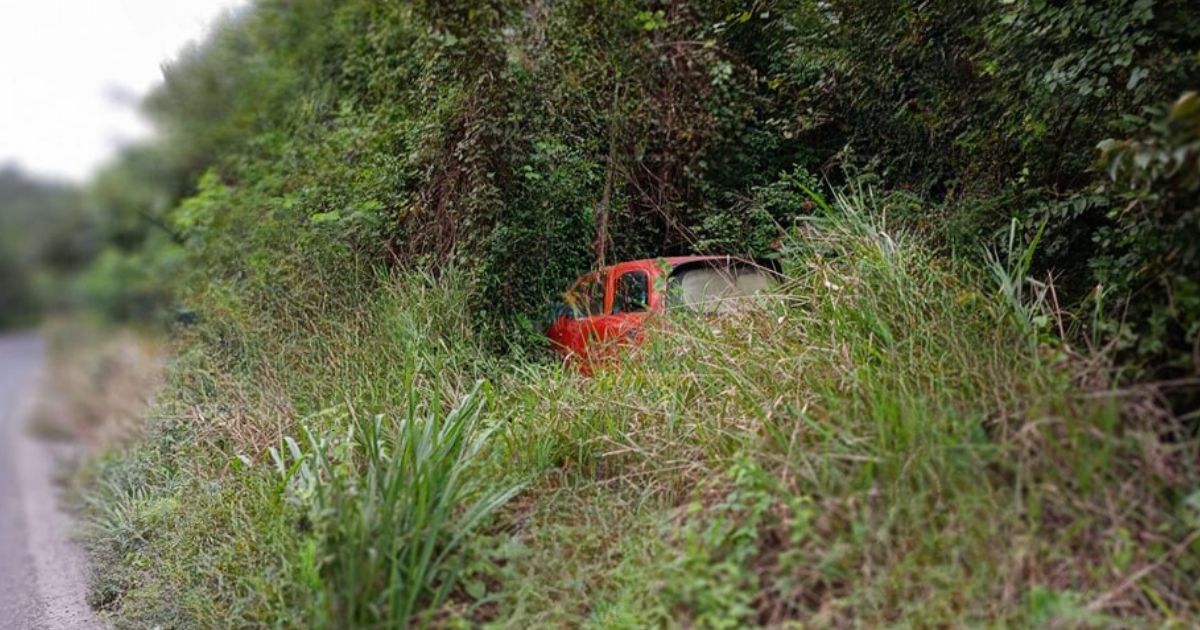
69, 192, 1199, 628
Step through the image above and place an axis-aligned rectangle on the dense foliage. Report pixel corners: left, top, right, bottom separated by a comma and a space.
65, 0, 1200, 627
99, 0, 1199, 381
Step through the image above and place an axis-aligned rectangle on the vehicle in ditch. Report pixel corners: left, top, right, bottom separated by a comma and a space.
546, 255, 778, 365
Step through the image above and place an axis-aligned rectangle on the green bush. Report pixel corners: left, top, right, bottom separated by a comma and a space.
268, 381, 522, 626
1093, 91, 1200, 380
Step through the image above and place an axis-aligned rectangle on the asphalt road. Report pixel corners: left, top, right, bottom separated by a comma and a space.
0, 333, 103, 629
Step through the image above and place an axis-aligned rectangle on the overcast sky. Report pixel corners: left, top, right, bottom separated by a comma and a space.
0, 0, 248, 183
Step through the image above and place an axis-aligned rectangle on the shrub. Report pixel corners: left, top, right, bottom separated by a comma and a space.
269, 381, 522, 626
1093, 91, 1200, 383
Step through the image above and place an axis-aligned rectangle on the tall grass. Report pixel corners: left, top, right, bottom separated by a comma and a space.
269, 380, 522, 627
474, 191, 1198, 626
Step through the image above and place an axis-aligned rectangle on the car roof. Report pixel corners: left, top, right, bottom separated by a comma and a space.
609, 255, 755, 271
569, 256, 767, 287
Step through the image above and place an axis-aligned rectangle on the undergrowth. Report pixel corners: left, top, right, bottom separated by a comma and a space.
75, 194, 1200, 628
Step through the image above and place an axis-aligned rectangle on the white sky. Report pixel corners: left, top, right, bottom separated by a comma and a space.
0, 0, 248, 183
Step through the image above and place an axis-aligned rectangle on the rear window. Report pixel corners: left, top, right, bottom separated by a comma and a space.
667, 264, 774, 314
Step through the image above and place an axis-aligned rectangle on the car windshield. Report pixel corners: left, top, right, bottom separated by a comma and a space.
668, 264, 774, 314
567, 273, 607, 318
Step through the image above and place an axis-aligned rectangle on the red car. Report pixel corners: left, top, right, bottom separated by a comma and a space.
546, 255, 777, 365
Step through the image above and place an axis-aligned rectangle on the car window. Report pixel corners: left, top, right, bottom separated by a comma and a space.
570, 273, 607, 318
613, 271, 649, 314
668, 264, 773, 314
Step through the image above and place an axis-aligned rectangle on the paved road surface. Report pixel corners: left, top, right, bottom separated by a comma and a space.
0, 333, 103, 629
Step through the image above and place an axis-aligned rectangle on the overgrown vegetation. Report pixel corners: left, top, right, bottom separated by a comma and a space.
63, 0, 1200, 627
76, 199, 1200, 626
87, 0, 1199, 373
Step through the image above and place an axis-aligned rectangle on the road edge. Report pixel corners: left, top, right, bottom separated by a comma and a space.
11, 344, 106, 630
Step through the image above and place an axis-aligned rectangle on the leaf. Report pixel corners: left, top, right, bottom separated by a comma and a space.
231, 453, 253, 471
465, 580, 487, 599
285, 436, 303, 462
1170, 91, 1200, 122
1126, 67, 1147, 90
269, 446, 285, 476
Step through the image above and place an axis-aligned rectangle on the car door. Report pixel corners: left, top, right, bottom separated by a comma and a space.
592, 267, 653, 352
551, 271, 607, 360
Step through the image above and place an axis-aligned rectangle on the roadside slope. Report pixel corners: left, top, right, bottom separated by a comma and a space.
74, 206, 1200, 626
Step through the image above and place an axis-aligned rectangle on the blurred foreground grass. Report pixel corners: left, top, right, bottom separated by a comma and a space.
30, 319, 165, 447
